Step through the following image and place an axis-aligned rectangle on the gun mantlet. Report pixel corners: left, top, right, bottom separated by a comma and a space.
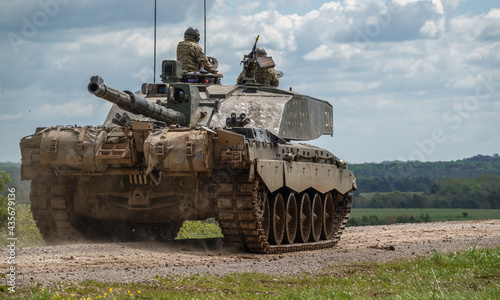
88, 75, 220, 128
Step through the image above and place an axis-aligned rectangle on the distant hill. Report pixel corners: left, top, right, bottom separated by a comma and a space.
349, 154, 500, 193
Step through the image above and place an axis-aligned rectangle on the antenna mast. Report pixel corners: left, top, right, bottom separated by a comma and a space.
204, 0, 207, 53
154, 0, 157, 83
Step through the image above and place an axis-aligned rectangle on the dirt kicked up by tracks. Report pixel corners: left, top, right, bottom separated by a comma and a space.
2, 220, 499, 287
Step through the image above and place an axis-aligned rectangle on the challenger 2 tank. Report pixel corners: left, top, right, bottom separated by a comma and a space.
19, 47, 356, 253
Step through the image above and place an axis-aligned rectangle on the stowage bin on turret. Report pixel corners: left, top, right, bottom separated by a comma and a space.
20, 52, 356, 253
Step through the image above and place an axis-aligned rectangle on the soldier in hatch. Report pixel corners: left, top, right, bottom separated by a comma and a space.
237, 47, 279, 87
176, 26, 220, 74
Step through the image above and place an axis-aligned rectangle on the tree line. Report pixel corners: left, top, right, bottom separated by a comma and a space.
349, 154, 500, 193
0, 162, 30, 204
353, 174, 500, 209
0, 170, 45, 247
349, 154, 500, 209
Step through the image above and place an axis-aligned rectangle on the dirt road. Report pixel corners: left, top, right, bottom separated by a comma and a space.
4, 220, 499, 287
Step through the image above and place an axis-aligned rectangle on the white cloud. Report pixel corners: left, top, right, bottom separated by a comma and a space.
445, 75, 478, 89
431, 0, 444, 14
39, 100, 95, 118
303, 44, 334, 61
0, 113, 22, 121
464, 46, 493, 63
486, 8, 500, 18
419, 19, 444, 38
279, 0, 312, 6
132, 67, 154, 83
304, 43, 363, 61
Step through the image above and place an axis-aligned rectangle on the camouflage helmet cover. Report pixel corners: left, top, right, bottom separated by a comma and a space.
184, 26, 200, 42
256, 47, 267, 57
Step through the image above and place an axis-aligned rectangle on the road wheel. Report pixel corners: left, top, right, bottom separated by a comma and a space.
310, 193, 323, 242
284, 192, 298, 244
321, 192, 336, 240
269, 193, 285, 245
296, 193, 311, 243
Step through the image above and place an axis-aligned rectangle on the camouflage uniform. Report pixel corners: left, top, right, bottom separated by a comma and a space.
237, 66, 279, 86
176, 38, 218, 74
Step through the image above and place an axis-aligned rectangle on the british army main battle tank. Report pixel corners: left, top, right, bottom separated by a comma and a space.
20, 42, 356, 253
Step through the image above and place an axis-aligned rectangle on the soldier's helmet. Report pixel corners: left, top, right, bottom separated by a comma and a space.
256, 47, 267, 57
184, 27, 200, 42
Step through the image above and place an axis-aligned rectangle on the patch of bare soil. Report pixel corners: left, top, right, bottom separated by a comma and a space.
2, 220, 499, 287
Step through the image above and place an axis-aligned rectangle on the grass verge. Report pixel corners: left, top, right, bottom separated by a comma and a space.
3, 246, 499, 299
349, 208, 500, 221
349, 208, 500, 226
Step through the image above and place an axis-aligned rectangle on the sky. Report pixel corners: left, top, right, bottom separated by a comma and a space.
0, 0, 499, 164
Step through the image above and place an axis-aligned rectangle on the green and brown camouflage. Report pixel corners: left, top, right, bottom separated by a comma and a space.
176, 38, 217, 74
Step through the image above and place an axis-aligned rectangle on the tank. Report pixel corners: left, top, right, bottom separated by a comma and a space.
19, 45, 356, 253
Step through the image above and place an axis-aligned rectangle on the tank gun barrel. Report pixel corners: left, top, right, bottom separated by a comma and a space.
88, 75, 186, 126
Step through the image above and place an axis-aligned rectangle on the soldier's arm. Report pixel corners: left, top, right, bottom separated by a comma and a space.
192, 44, 217, 74
270, 69, 279, 87
200, 54, 218, 74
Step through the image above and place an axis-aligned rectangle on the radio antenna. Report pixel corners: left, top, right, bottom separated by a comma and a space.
204, 0, 207, 53
153, 0, 157, 83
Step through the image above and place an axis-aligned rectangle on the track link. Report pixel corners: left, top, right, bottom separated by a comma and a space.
30, 179, 83, 244
216, 178, 352, 254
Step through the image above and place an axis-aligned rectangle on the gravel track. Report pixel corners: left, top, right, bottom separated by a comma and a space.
3, 220, 499, 287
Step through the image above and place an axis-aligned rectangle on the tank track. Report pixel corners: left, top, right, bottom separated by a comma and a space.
31, 176, 186, 243
30, 179, 83, 244
216, 177, 352, 254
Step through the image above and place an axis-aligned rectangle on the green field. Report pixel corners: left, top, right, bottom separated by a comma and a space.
4, 247, 499, 299
349, 208, 500, 222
